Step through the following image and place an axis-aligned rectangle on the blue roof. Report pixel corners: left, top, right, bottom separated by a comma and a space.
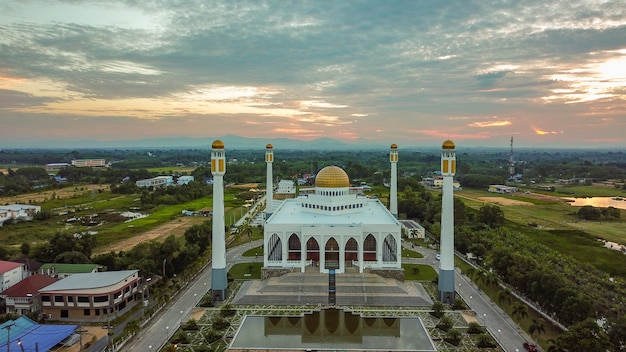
0, 317, 77, 352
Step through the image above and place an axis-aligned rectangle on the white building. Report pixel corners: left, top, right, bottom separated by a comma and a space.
0, 261, 28, 292
177, 175, 195, 185
135, 176, 173, 188
276, 179, 296, 194
0, 204, 41, 226
264, 165, 402, 275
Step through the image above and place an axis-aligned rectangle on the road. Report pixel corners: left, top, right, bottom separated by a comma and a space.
122, 240, 262, 352
404, 242, 534, 352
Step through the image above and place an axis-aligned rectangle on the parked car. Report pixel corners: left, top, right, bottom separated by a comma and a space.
523, 342, 538, 352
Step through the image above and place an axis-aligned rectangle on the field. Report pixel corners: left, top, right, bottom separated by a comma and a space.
0, 184, 110, 205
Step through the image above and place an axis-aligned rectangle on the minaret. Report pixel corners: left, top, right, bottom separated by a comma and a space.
210, 139, 227, 301
389, 143, 398, 218
265, 144, 274, 220
438, 139, 456, 304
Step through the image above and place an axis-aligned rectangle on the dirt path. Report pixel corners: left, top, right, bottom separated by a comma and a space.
0, 184, 109, 204
477, 197, 534, 206
94, 216, 205, 255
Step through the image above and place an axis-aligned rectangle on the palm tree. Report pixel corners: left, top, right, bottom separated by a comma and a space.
529, 317, 546, 340
497, 288, 512, 305
511, 302, 528, 322
239, 223, 254, 240
547, 338, 566, 352
124, 319, 141, 337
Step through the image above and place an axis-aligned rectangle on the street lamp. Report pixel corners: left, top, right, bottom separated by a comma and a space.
483, 313, 487, 327
497, 328, 501, 340
180, 310, 184, 325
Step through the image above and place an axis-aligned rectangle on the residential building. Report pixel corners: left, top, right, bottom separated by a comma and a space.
488, 185, 518, 193
39, 270, 141, 321
0, 274, 58, 315
400, 220, 425, 239
12, 257, 42, 276
0, 204, 41, 226
0, 261, 28, 292
276, 179, 296, 194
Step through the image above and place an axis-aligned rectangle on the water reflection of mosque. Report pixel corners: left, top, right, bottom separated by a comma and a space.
264, 308, 400, 343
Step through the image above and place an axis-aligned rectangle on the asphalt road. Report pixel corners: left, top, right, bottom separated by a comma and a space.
122, 240, 262, 352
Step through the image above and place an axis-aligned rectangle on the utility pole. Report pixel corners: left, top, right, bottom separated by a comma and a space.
3, 323, 14, 352
76, 326, 88, 352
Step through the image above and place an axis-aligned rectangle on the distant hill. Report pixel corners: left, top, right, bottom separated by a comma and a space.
1, 135, 401, 151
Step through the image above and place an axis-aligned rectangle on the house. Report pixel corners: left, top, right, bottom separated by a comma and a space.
0, 317, 78, 352
0, 204, 41, 226
39, 263, 99, 278
0, 261, 28, 292
39, 270, 141, 321
0, 274, 58, 315
12, 257, 42, 276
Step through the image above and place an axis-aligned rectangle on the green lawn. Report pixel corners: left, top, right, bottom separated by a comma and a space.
403, 263, 437, 281
229, 262, 263, 279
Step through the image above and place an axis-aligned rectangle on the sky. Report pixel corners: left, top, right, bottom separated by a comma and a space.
1, 0, 625, 149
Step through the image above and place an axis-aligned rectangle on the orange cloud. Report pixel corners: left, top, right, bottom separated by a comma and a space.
469, 120, 512, 128
532, 126, 563, 135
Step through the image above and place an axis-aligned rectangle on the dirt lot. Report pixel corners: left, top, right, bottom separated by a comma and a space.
0, 184, 109, 204
58, 325, 108, 352
477, 197, 534, 206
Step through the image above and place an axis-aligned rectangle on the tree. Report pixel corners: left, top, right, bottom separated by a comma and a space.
436, 315, 454, 332
497, 288, 512, 306
529, 318, 545, 340
20, 243, 30, 256
511, 302, 528, 322
124, 319, 140, 337
444, 328, 462, 346
558, 318, 611, 352
577, 205, 601, 220
477, 204, 504, 228
431, 301, 445, 318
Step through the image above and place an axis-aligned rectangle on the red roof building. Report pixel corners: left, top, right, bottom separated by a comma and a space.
0, 274, 59, 315
0, 260, 27, 292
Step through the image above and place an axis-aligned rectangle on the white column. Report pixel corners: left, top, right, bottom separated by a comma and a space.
390, 144, 398, 218
265, 144, 274, 219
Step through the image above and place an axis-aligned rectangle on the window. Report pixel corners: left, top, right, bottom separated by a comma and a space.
94, 295, 108, 303
78, 296, 89, 303
95, 309, 100, 316
61, 310, 68, 318
83, 309, 90, 316
54, 296, 64, 303
67, 296, 74, 302
42, 296, 50, 302
124, 287, 130, 293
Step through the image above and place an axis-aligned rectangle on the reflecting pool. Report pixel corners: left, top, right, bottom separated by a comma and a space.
229, 308, 436, 351
566, 196, 626, 210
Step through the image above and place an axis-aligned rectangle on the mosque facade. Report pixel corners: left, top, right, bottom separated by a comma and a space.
263, 147, 402, 275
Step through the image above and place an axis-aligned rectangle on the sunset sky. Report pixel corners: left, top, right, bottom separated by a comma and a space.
1, 1, 625, 148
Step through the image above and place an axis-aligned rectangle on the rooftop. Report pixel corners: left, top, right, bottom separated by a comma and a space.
39, 270, 138, 292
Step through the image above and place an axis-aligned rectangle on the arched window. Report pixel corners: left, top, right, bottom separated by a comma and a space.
268, 234, 282, 261
382, 234, 397, 262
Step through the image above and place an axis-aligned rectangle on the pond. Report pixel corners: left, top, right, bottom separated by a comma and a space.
566, 196, 626, 210
229, 308, 437, 351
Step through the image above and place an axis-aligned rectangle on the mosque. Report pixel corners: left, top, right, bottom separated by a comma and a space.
210, 140, 456, 303
261, 144, 402, 277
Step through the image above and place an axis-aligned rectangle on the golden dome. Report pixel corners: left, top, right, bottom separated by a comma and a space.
266, 143, 273, 149
390, 143, 398, 149
212, 139, 225, 149
442, 140, 455, 149
315, 166, 350, 188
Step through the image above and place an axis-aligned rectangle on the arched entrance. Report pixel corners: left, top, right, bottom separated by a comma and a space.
288, 234, 301, 260
325, 238, 339, 270
306, 238, 320, 267
344, 237, 358, 268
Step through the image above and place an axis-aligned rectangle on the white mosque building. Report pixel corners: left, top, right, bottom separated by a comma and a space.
262, 145, 402, 277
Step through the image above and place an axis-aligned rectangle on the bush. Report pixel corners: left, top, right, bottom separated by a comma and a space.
212, 316, 230, 331
436, 316, 453, 332
205, 329, 222, 344
444, 328, 463, 346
